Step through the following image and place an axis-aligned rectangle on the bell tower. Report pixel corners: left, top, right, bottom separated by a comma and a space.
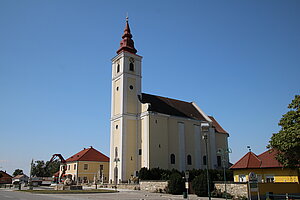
109, 17, 142, 183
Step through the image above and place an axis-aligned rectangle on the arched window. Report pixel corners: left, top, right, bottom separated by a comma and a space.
129, 62, 134, 71
187, 155, 192, 165
203, 155, 207, 165
170, 154, 175, 164
117, 64, 120, 73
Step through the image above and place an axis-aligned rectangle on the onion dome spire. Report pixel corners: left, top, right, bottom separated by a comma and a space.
116, 17, 137, 54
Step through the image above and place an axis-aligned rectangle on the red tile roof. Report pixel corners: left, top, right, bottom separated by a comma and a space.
65, 147, 109, 162
230, 149, 282, 169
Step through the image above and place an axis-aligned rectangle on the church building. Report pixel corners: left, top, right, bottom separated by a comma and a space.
109, 18, 230, 184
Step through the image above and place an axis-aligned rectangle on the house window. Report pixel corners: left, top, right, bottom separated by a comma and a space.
100, 165, 103, 170
84, 164, 88, 170
138, 149, 142, 155
257, 174, 262, 183
239, 175, 246, 182
187, 155, 192, 165
129, 62, 134, 71
266, 175, 275, 183
217, 156, 222, 167
83, 176, 87, 183
203, 156, 207, 165
74, 164, 76, 170
170, 154, 175, 164
117, 64, 120, 73
68, 165, 70, 170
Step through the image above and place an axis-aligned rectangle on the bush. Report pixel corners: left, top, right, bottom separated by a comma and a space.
138, 167, 175, 180
167, 172, 185, 195
192, 173, 209, 197
138, 167, 152, 180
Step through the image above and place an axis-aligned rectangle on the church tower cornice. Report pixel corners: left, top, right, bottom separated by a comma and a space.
116, 17, 138, 55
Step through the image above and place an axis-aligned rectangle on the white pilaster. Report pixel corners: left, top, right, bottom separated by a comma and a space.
209, 127, 217, 168
178, 122, 185, 171
194, 125, 201, 169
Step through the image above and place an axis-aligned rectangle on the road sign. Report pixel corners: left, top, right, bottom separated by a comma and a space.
185, 171, 189, 179
249, 172, 257, 182
185, 182, 189, 189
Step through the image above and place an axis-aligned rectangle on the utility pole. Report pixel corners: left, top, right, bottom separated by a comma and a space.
201, 122, 211, 200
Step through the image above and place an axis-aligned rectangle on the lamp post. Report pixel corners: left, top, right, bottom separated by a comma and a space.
201, 122, 211, 200
217, 148, 232, 200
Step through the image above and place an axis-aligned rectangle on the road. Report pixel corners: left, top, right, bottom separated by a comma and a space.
0, 189, 224, 200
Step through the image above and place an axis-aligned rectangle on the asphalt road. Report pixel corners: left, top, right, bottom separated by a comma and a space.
0, 189, 224, 200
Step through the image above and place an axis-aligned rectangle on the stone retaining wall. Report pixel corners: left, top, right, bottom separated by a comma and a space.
215, 182, 248, 198
140, 181, 168, 193
103, 183, 140, 190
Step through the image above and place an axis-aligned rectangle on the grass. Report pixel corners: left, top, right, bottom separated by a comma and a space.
19, 189, 117, 194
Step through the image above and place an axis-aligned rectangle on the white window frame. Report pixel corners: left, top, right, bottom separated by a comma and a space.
265, 175, 275, 183
239, 174, 246, 182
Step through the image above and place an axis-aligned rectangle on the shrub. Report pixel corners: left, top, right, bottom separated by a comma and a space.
191, 172, 215, 197
167, 172, 185, 195
139, 167, 152, 180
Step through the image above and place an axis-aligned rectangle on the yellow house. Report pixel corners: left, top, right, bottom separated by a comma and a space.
60, 146, 109, 184
230, 149, 299, 183
109, 18, 230, 183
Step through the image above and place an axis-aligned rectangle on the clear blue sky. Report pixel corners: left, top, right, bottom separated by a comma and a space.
0, 0, 299, 175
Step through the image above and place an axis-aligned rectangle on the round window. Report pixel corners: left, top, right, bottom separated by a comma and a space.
129, 85, 133, 90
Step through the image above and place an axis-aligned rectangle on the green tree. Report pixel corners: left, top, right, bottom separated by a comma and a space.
32, 160, 60, 177
13, 169, 24, 177
268, 95, 300, 167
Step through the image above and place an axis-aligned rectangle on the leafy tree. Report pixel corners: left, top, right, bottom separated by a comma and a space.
268, 95, 300, 167
13, 169, 24, 177
32, 160, 60, 177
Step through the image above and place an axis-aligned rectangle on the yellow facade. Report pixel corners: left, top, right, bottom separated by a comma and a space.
233, 168, 299, 183
63, 161, 109, 183
146, 113, 229, 172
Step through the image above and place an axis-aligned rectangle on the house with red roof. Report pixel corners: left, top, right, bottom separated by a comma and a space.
0, 170, 12, 184
59, 146, 109, 184
230, 149, 299, 183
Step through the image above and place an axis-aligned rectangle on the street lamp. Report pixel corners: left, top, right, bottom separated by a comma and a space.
201, 122, 211, 200
217, 148, 232, 200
